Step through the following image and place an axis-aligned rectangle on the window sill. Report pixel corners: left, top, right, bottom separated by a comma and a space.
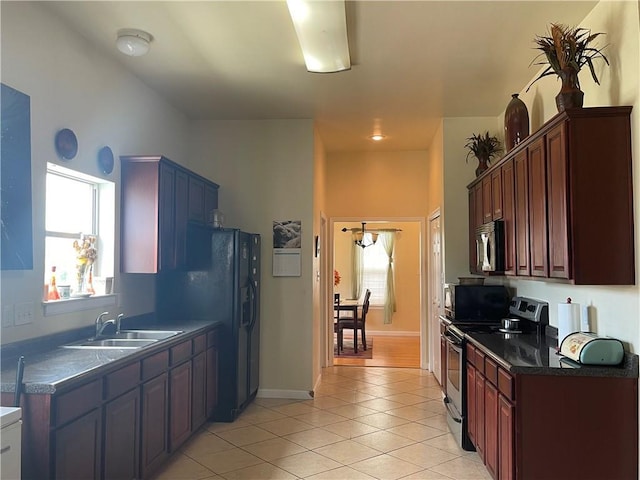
43, 294, 117, 317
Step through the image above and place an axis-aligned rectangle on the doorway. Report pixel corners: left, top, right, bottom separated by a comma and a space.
428, 211, 443, 383
329, 218, 425, 369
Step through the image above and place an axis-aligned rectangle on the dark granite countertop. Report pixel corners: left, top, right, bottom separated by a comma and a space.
0, 320, 222, 395
466, 331, 639, 378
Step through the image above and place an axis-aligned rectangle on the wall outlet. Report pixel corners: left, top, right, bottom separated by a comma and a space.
15, 302, 34, 326
2, 305, 14, 328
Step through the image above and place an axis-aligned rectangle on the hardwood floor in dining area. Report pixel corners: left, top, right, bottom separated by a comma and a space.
334, 335, 420, 368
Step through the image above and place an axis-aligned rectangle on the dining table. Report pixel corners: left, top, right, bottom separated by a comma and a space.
334, 299, 360, 352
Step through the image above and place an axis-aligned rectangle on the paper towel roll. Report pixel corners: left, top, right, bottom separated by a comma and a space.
558, 299, 580, 346
581, 305, 590, 332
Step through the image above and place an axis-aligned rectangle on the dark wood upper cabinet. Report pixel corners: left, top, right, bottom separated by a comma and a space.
527, 137, 548, 278
121, 155, 219, 273
491, 169, 503, 220
501, 160, 516, 276
468, 106, 634, 285
514, 149, 530, 276
482, 175, 493, 224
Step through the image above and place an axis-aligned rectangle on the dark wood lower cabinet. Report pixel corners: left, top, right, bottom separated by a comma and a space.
475, 372, 486, 460
498, 394, 514, 480
141, 373, 169, 478
192, 351, 207, 430
466, 366, 476, 446
484, 382, 499, 479
104, 388, 140, 480
54, 409, 101, 480
169, 362, 192, 451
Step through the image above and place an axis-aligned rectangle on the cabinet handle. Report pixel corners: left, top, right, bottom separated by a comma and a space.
0, 446, 11, 455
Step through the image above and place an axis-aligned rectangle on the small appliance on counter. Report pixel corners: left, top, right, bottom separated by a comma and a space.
559, 332, 624, 366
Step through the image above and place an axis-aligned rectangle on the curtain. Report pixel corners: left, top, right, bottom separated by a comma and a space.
351, 238, 364, 300
379, 232, 396, 324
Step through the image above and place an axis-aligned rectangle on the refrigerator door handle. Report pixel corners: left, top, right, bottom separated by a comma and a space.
248, 278, 257, 329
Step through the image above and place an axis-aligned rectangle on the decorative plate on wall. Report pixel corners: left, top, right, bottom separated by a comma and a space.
54, 128, 78, 160
98, 146, 114, 174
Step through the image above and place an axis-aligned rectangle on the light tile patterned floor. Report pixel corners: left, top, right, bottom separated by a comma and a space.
153, 366, 491, 480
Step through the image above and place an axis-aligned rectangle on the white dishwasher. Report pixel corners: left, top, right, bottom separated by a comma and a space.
0, 407, 22, 480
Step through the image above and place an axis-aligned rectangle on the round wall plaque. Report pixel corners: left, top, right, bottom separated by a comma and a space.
54, 128, 78, 160
98, 146, 114, 174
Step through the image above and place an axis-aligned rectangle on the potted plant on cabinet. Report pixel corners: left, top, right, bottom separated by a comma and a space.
527, 23, 609, 112
465, 132, 503, 177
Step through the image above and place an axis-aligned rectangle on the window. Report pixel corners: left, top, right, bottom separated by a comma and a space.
362, 236, 388, 305
44, 163, 115, 302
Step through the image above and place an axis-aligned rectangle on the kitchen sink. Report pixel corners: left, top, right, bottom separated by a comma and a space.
112, 330, 183, 340
63, 338, 158, 349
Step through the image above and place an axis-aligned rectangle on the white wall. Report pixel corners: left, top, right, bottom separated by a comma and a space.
187, 119, 317, 395
0, 2, 189, 344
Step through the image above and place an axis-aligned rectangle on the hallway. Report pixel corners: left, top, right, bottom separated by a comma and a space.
154, 366, 489, 479
333, 335, 420, 368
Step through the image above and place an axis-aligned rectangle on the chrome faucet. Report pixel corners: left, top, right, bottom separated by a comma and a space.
116, 313, 124, 334
95, 311, 114, 338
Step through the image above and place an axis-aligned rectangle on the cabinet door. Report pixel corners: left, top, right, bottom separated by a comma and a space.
104, 388, 140, 480
141, 373, 168, 478
204, 183, 219, 223
501, 160, 516, 275
468, 189, 477, 274
188, 176, 206, 222
474, 183, 483, 228
485, 382, 499, 478
54, 409, 101, 480
498, 394, 515, 480
491, 169, 503, 220
546, 123, 570, 279
527, 137, 548, 277
175, 169, 189, 269
466, 366, 476, 446
476, 373, 486, 460
159, 163, 176, 271
482, 176, 493, 224
192, 352, 207, 430
514, 150, 530, 276
169, 362, 192, 451
206, 346, 219, 418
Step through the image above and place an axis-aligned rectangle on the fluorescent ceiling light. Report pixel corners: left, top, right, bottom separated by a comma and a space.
286, 0, 351, 73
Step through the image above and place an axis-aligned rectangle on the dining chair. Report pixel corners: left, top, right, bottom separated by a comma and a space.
333, 293, 344, 353
338, 289, 371, 353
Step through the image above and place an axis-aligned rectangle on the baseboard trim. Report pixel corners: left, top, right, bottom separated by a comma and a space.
257, 388, 314, 400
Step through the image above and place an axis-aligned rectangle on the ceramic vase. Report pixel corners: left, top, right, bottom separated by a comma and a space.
504, 94, 529, 152
475, 156, 489, 177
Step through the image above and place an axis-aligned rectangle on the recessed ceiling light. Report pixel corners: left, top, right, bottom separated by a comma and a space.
370, 134, 385, 141
116, 28, 153, 57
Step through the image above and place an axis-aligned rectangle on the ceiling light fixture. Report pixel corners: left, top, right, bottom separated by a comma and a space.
342, 222, 378, 249
370, 134, 385, 141
116, 28, 153, 57
286, 0, 351, 73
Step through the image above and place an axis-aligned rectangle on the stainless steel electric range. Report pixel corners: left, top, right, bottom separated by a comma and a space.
440, 295, 549, 451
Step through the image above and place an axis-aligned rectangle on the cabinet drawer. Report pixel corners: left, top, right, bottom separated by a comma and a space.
498, 368, 514, 401
474, 349, 486, 375
55, 379, 102, 426
466, 344, 476, 367
142, 350, 169, 381
484, 358, 498, 387
170, 341, 192, 366
105, 362, 141, 400
193, 334, 206, 355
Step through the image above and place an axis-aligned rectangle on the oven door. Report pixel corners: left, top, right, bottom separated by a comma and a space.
444, 332, 463, 411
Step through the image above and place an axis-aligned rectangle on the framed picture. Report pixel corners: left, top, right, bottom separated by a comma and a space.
315, 235, 320, 257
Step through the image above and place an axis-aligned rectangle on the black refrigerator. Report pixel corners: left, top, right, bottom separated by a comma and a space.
187, 227, 261, 422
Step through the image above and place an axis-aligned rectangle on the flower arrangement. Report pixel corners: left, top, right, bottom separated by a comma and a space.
72, 234, 97, 294
334, 269, 341, 287
465, 132, 502, 177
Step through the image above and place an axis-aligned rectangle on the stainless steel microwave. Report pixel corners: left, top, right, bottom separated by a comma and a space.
476, 220, 505, 272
